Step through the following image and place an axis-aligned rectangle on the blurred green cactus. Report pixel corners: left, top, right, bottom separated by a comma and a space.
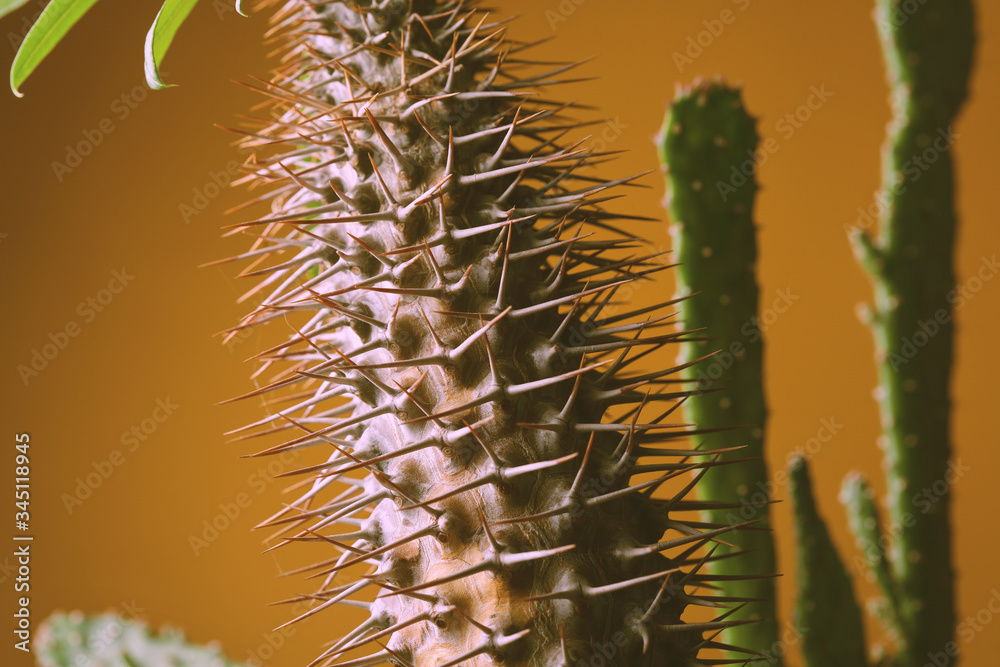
35, 612, 247, 667
847, 0, 974, 663
658, 0, 975, 665
658, 79, 780, 663
789, 457, 868, 666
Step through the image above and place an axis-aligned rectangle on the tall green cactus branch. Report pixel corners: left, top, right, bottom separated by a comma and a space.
658, 79, 780, 663
789, 456, 868, 667
850, 1, 974, 664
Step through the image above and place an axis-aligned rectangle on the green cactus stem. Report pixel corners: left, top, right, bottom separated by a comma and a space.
789, 456, 868, 667
849, 1, 974, 663
35, 612, 247, 667
657, 79, 779, 662
841, 472, 904, 648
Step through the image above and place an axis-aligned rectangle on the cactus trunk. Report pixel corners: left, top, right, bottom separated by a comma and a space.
221, 2, 754, 665
850, 1, 974, 663
657, 80, 780, 662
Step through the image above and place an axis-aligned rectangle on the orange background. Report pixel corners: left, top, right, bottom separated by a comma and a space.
1, 0, 998, 665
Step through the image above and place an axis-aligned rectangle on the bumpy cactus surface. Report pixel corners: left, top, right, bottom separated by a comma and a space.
846, 0, 974, 663
658, 80, 779, 662
789, 458, 867, 666
35, 612, 247, 667
219, 1, 756, 665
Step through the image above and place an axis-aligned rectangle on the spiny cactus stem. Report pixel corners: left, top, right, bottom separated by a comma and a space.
849, 1, 974, 663
222, 3, 760, 664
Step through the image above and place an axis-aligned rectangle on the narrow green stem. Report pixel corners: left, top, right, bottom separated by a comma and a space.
789, 456, 868, 667
841, 472, 905, 647
658, 79, 779, 663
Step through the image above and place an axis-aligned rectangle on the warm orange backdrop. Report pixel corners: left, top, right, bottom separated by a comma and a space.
1, 1, 997, 665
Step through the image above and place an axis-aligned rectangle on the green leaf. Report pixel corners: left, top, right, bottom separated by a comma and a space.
0, 0, 32, 21
236, 1, 247, 17
144, 0, 197, 90
9, 0, 103, 97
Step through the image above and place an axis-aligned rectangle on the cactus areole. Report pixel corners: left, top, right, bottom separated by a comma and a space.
225, 1, 753, 665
